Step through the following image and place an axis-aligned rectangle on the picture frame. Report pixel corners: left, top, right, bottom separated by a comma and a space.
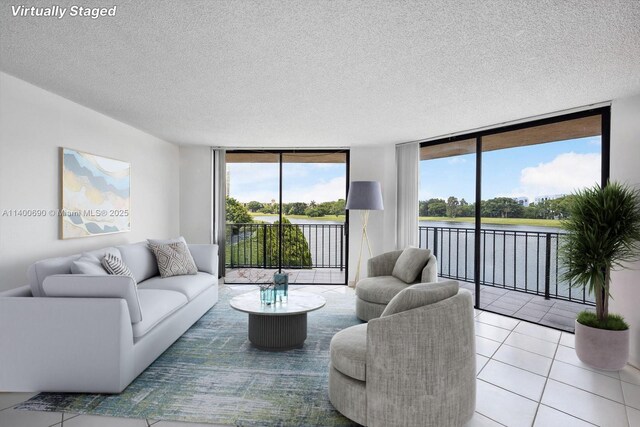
60, 147, 131, 239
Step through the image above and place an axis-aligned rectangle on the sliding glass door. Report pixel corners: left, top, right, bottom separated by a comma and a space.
419, 108, 609, 332
224, 150, 349, 285
478, 115, 604, 330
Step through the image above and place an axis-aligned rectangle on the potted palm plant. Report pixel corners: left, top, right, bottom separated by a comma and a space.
560, 181, 640, 370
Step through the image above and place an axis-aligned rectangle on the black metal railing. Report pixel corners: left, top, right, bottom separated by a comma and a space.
226, 223, 345, 270
418, 225, 595, 305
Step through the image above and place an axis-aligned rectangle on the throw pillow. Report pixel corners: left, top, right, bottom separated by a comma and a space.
148, 241, 198, 278
381, 281, 459, 317
101, 253, 136, 279
391, 247, 431, 283
147, 236, 187, 246
71, 256, 109, 275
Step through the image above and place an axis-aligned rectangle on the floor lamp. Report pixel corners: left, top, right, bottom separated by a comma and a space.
346, 181, 384, 287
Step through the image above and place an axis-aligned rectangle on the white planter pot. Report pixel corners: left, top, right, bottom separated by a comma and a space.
574, 320, 629, 371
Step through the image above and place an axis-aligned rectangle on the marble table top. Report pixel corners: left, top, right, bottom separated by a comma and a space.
229, 291, 326, 316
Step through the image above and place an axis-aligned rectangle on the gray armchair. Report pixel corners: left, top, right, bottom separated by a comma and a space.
329, 281, 475, 426
356, 248, 437, 321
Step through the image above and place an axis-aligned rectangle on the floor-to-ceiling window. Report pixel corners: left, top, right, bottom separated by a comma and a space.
418, 108, 609, 331
224, 150, 349, 285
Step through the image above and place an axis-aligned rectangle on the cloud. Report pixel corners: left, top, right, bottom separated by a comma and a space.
448, 157, 467, 165
508, 152, 600, 201
228, 161, 346, 203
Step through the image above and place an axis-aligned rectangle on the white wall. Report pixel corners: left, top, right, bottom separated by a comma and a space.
609, 93, 640, 367
348, 145, 397, 282
0, 72, 180, 292
179, 146, 212, 244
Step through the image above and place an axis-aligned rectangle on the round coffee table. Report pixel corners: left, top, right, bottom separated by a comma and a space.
230, 290, 326, 351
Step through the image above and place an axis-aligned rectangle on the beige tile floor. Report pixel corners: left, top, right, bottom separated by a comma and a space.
2, 285, 639, 426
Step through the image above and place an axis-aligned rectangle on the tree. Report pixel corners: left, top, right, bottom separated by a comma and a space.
328, 199, 346, 216
458, 199, 475, 217
226, 197, 253, 224
446, 196, 460, 218
305, 207, 325, 217
285, 202, 308, 215
257, 217, 312, 267
424, 198, 446, 216
246, 201, 263, 212
482, 197, 524, 218
419, 200, 428, 217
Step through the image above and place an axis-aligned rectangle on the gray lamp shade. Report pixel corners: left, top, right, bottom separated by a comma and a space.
345, 181, 384, 210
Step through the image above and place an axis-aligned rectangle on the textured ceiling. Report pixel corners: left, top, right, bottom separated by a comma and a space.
1, 0, 639, 147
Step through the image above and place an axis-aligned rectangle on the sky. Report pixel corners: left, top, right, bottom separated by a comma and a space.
227, 162, 346, 203
419, 136, 602, 203
227, 136, 601, 204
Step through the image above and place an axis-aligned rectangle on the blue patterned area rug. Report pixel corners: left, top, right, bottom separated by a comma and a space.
18, 286, 361, 426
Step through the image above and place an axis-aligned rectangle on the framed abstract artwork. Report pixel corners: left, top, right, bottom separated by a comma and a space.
60, 147, 131, 239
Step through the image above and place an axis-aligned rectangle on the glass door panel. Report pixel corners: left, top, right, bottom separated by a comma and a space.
281, 152, 348, 284
419, 139, 477, 296
225, 152, 280, 284
479, 115, 602, 329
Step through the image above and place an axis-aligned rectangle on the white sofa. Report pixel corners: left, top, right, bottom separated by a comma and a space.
0, 241, 219, 393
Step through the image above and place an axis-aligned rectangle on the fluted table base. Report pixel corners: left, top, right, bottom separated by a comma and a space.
247, 313, 307, 351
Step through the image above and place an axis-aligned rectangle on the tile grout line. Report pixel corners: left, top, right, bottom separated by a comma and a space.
534, 345, 627, 426
530, 337, 561, 427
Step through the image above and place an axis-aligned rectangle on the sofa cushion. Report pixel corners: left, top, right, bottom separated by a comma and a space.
392, 247, 431, 284
138, 272, 214, 301
27, 254, 80, 297
355, 276, 409, 305
381, 281, 459, 317
133, 289, 188, 339
117, 242, 159, 283
148, 242, 198, 278
330, 323, 367, 381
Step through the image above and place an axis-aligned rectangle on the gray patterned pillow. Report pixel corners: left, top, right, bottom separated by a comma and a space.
148, 242, 198, 278
101, 253, 135, 279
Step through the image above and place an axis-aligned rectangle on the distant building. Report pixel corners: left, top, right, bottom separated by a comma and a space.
513, 197, 529, 207
534, 194, 566, 204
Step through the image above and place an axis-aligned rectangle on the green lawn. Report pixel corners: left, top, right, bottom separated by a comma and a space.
249, 212, 346, 222
419, 216, 562, 227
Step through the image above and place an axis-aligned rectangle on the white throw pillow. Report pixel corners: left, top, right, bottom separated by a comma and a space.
71, 255, 108, 275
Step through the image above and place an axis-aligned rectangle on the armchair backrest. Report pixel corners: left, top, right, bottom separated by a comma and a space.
380, 280, 458, 317
366, 288, 475, 426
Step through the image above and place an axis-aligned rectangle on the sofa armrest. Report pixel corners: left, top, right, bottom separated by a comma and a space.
42, 274, 142, 323
367, 250, 403, 277
0, 296, 134, 392
0, 285, 31, 297
366, 290, 475, 426
419, 254, 438, 283
188, 244, 219, 276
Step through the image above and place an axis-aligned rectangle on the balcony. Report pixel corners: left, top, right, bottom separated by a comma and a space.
225, 222, 593, 331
